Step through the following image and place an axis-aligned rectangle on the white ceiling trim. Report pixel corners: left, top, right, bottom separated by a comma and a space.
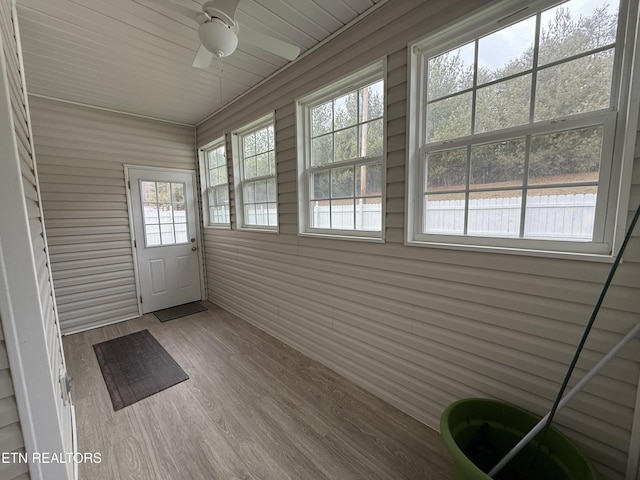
28, 93, 196, 126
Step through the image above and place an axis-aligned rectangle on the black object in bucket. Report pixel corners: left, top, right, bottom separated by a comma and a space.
464, 422, 499, 473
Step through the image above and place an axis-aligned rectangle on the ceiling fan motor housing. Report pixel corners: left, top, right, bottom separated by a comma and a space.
198, 18, 238, 57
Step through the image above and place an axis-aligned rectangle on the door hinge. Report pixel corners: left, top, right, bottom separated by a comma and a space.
128, 180, 131, 189
139, 295, 143, 303
134, 239, 137, 248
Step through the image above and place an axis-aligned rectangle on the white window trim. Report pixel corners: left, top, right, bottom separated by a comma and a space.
199, 136, 231, 229
405, 0, 639, 260
296, 58, 387, 241
231, 112, 279, 232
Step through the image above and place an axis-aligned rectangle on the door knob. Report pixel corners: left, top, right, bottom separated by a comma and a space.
191, 246, 197, 251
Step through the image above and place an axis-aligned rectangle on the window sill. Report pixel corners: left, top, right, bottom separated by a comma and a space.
299, 231, 385, 243
203, 224, 231, 230
238, 226, 280, 234
405, 238, 615, 263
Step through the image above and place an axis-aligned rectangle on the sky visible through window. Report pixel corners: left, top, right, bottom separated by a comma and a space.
455, 0, 616, 70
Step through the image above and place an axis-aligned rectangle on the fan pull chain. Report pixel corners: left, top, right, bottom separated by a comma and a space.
218, 56, 223, 109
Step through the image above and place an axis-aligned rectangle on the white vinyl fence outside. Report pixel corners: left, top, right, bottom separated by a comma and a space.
311, 194, 596, 238
424, 193, 597, 240
312, 201, 382, 231
144, 206, 188, 245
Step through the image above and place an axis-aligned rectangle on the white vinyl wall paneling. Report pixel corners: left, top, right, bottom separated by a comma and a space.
0, 322, 28, 480
197, 1, 640, 479
29, 96, 198, 333
0, 2, 29, 478
1, 0, 73, 478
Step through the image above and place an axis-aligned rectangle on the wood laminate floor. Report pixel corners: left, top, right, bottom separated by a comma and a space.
63, 301, 454, 480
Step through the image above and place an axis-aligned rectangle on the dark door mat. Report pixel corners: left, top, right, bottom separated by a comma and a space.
93, 329, 189, 411
153, 301, 207, 322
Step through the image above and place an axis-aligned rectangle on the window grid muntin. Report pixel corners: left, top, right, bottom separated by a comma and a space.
422, 2, 619, 146
303, 75, 385, 235
141, 180, 188, 247
418, 1, 621, 245
203, 143, 230, 226
310, 81, 384, 168
421, 122, 606, 240
309, 158, 383, 231
424, 45, 618, 145
237, 120, 278, 229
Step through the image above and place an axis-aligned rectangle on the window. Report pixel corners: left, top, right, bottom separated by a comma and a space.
232, 114, 278, 230
201, 138, 230, 227
407, 0, 637, 256
140, 180, 188, 246
297, 61, 385, 239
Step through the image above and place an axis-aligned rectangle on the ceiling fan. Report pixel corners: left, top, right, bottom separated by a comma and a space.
158, 0, 301, 68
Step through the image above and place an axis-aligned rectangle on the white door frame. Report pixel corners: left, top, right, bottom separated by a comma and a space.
0, 8, 72, 479
124, 165, 206, 315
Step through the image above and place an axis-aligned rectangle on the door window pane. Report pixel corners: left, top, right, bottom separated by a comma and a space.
146, 225, 161, 246
140, 180, 189, 247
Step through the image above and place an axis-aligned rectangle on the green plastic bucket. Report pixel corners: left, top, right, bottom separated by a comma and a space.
440, 398, 598, 480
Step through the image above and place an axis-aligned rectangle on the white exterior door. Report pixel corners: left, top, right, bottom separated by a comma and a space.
128, 167, 202, 313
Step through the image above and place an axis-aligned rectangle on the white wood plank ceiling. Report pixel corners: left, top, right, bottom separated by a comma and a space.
15, 0, 382, 125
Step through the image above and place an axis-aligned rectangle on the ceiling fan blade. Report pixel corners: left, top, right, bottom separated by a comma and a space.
192, 43, 213, 68
203, 0, 240, 26
149, 0, 203, 24
238, 26, 301, 61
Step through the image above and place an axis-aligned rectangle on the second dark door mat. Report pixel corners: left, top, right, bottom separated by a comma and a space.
93, 329, 189, 411
153, 301, 207, 322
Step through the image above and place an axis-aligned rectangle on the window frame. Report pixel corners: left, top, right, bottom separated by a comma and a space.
296, 59, 387, 241
199, 137, 231, 229
406, 0, 639, 258
231, 113, 279, 232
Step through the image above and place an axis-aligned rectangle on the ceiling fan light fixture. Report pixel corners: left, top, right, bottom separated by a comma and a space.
198, 19, 238, 57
